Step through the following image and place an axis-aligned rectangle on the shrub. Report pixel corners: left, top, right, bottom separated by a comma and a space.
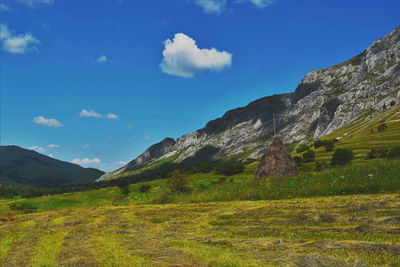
331, 149, 354, 166
315, 161, 329, 172
9, 202, 37, 213
367, 148, 389, 159
215, 162, 245, 176
313, 140, 325, 148
139, 184, 151, 193
390, 100, 396, 107
377, 123, 388, 132
169, 169, 189, 193
387, 147, 400, 159
296, 144, 310, 153
118, 179, 130, 196
302, 150, 315, 163
324, 140, 335, 152
293, 156, 304, 166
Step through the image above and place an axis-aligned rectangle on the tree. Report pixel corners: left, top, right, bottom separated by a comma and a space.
302, 150, 315, 163
324, 140, 335, 152
296, 144, 310, 153
331, 149, 354, 166
169, 169, 189, 193
293, 156, 304, 166
377, 123, 388, 132
118, 179, 130, 196
215, 162, 245, 176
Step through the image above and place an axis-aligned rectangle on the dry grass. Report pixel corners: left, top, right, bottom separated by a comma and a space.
1, 193, 400, 266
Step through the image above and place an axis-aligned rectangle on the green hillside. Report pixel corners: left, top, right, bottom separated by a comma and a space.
0, 146, 104, 187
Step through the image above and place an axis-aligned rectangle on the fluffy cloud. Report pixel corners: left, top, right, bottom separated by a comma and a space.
0, 24, 41, 54
114, 161, 128, 165
160, 33, 232, 78
46, 144, 60, 148
143, 134, 151, 140
81, 144, 90, 149
80, 109, 118, 119
80, 109, 102, 118
192, 0, 276, 14
72, 158, 101, 165
16, 0, 54, 7
96, 55, 107, 63
245, 0, 276, 8
33, 116, 63, 127
195, 0, 226, 14
106, 113, 118, 119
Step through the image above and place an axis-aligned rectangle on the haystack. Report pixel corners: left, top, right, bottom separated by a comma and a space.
255, 136, 298, 178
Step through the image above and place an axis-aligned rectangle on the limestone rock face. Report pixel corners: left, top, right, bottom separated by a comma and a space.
98, 26, 400, 182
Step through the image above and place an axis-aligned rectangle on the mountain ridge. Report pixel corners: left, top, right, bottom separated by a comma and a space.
99, 26, 400, 181
0, 145, 104, 187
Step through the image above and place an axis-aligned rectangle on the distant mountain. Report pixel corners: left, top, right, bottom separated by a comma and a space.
99, 26, 400, 181
0, 146, 104, 187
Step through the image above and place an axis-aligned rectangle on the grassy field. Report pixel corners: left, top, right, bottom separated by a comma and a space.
1, 194, 400, 266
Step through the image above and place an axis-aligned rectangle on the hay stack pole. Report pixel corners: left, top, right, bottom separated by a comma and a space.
255, 114, 298, 178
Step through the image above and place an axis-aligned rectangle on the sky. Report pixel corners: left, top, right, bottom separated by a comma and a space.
0, 0, 399, 171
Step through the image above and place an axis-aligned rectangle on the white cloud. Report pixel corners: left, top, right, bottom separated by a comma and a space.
80, 109, 118, 119
46, 144, 60, 148
48, 153, 54, 158
143, 134, 151, 140
245, 0, 276, 8
195, 0, 226, 14
0, 24, 41, 54
80, 109, 102, 118
0, 4, 11, 11
106, 113, 118, 119
160, 33, 232, 78
29, 146, 46, 153
16, 0, 54, 7
133, 134, 138, 139
33, 116, 63, 127
127, 125, 133, 129
96, 55, 107, 63
72, 158, 101, 165
81, 144, 90, 149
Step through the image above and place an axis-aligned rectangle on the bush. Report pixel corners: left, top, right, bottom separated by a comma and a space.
331, 149, 354, 166
390, 100, 396, 107
367, 148, 388, 159
302, 150, 315, 163
387, 147, 400, 159
9, 202, 37, 213
215, 162, 245, 176
315, 161, 329, 172
296, 144, 310, 153
139, 184, 151, 193
377, 123, 388, 132
118, 179, 130, 196
169, 169, 189, 193
313, 140, 325, 148
293, 156, 304, 166
324, 140, 335, 152
313, 139, 337, 151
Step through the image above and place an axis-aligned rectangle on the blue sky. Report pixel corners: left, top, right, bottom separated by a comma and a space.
1, 0, 399, 171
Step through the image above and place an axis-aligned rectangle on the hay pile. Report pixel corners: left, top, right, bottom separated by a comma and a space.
255, 136, 298, 178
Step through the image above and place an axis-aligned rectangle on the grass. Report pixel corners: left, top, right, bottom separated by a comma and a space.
1, 194, 400, 266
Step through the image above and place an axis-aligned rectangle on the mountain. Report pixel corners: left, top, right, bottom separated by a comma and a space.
99, 26, 400, 181
0, 146, 104, 187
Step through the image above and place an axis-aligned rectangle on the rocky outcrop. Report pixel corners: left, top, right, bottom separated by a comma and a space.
98, 26, 400, 182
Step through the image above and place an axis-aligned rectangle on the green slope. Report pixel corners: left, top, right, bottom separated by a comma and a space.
0, 146, 104, 187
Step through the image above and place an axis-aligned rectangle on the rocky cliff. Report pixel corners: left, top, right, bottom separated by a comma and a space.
98, 26, 400, 181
